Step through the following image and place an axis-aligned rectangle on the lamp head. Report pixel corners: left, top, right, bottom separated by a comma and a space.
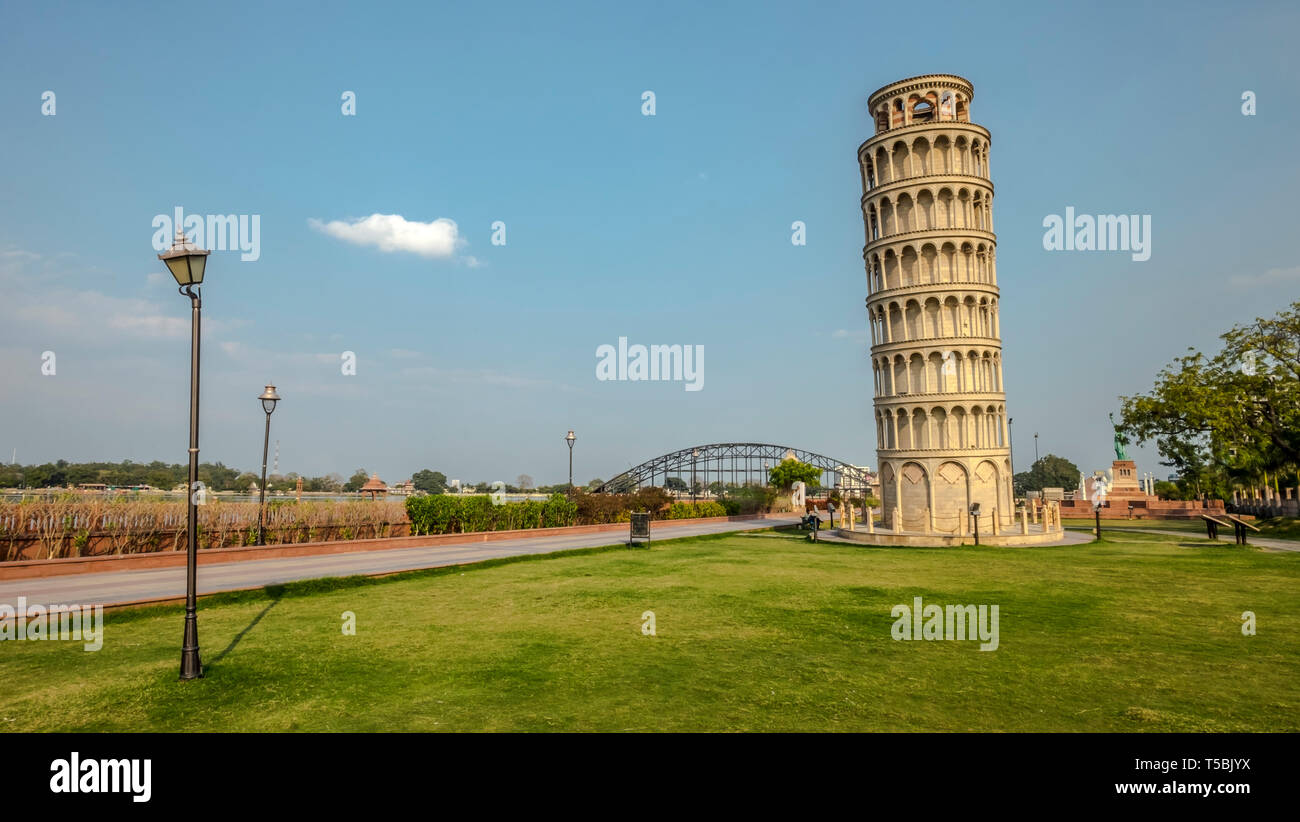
259, 384, 281, 415
158, 228, 210, 286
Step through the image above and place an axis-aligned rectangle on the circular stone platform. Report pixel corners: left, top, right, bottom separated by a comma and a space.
828, 524, 1065, 547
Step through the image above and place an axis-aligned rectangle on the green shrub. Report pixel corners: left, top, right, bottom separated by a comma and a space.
404, 493, 578, 536
719, 485, 776, 515
667, 501, 727, 520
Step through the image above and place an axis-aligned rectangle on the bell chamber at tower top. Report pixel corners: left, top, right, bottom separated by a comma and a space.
867, 75, 975, 134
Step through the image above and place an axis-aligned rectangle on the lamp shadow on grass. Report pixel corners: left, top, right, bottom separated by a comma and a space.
206, 585, 285, 668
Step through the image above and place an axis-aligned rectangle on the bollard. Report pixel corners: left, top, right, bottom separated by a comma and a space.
1020, 508, 1028, 534
866, 507, 874, 533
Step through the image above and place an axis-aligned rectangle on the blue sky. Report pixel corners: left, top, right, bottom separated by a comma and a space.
1, 0, 1296, 486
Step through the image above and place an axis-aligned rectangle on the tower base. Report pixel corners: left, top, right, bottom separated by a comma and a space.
830, 525, 1063, 547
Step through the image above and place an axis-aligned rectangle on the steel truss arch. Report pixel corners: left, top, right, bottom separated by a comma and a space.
592, 443, 874, 495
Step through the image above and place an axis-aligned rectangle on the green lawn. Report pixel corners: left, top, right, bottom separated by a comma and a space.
2, 528, 1297, 731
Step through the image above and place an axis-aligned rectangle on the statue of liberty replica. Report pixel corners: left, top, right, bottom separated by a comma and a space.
1108, 412, 1140, 492
1109, 412, 1128, 460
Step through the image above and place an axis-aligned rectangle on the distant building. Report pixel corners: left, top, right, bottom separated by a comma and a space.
360, 474, 388, 500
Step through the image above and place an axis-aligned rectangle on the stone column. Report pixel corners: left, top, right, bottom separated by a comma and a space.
1020, 508, 1028, 534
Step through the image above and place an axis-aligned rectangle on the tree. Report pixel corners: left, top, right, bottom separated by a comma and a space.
768, 458, 822, 490
344, 469, 369, 493
1013, 454, 1080, 494
587, 478, 604, 490
411, 469, 447, 494
516, 474, 534, 490
664, 476, 688, 493
1119, 301, 1300, 496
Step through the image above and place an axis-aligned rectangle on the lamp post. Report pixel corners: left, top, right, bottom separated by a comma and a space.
565, 430, 576, 493
1033, 432, 1039, 464
159, 228, 209, 681
256, 384, 281, 545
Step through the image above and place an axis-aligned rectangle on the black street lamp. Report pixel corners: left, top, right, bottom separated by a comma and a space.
159, 228, 209, 681
565, 430, 576, 492
256, 384, 281, 545
1033, 432, 1039, 464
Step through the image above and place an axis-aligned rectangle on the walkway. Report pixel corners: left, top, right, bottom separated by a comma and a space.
0, 515, 801, 610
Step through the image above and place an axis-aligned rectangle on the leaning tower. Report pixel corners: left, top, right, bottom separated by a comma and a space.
859, 75, 1013, 534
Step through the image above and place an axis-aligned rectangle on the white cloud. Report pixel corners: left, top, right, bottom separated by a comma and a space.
107, 312, 189, 339
15, 293, 187, 340
308, 213, 465, 259
1, 251, 241, 343
1229, 266, 1300, 286
832, 328, 869, 342
397, 365, 566, 391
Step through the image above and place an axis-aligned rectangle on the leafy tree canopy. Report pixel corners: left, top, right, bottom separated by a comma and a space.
411, 469, 447, 494
1118, 301, 1299, 496
768, 458, 822, 490
1014, 454, 1081, 494
343, 470, 370, 493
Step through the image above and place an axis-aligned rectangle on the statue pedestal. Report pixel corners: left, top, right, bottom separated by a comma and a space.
1111, 460, 1140, 491
1108, 460, 1150, 503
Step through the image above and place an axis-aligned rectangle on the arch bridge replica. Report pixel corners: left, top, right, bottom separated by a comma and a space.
592, 443, 874, 496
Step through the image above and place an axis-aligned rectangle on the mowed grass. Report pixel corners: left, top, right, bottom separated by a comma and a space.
1, 528, 1297, 732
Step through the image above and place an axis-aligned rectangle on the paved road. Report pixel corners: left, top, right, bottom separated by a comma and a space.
0, 515, 801, 610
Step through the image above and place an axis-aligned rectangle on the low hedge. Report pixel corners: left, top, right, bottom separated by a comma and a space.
406, 491, 746, 536
405, 493, 577, 536
666, 501, 728, 519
